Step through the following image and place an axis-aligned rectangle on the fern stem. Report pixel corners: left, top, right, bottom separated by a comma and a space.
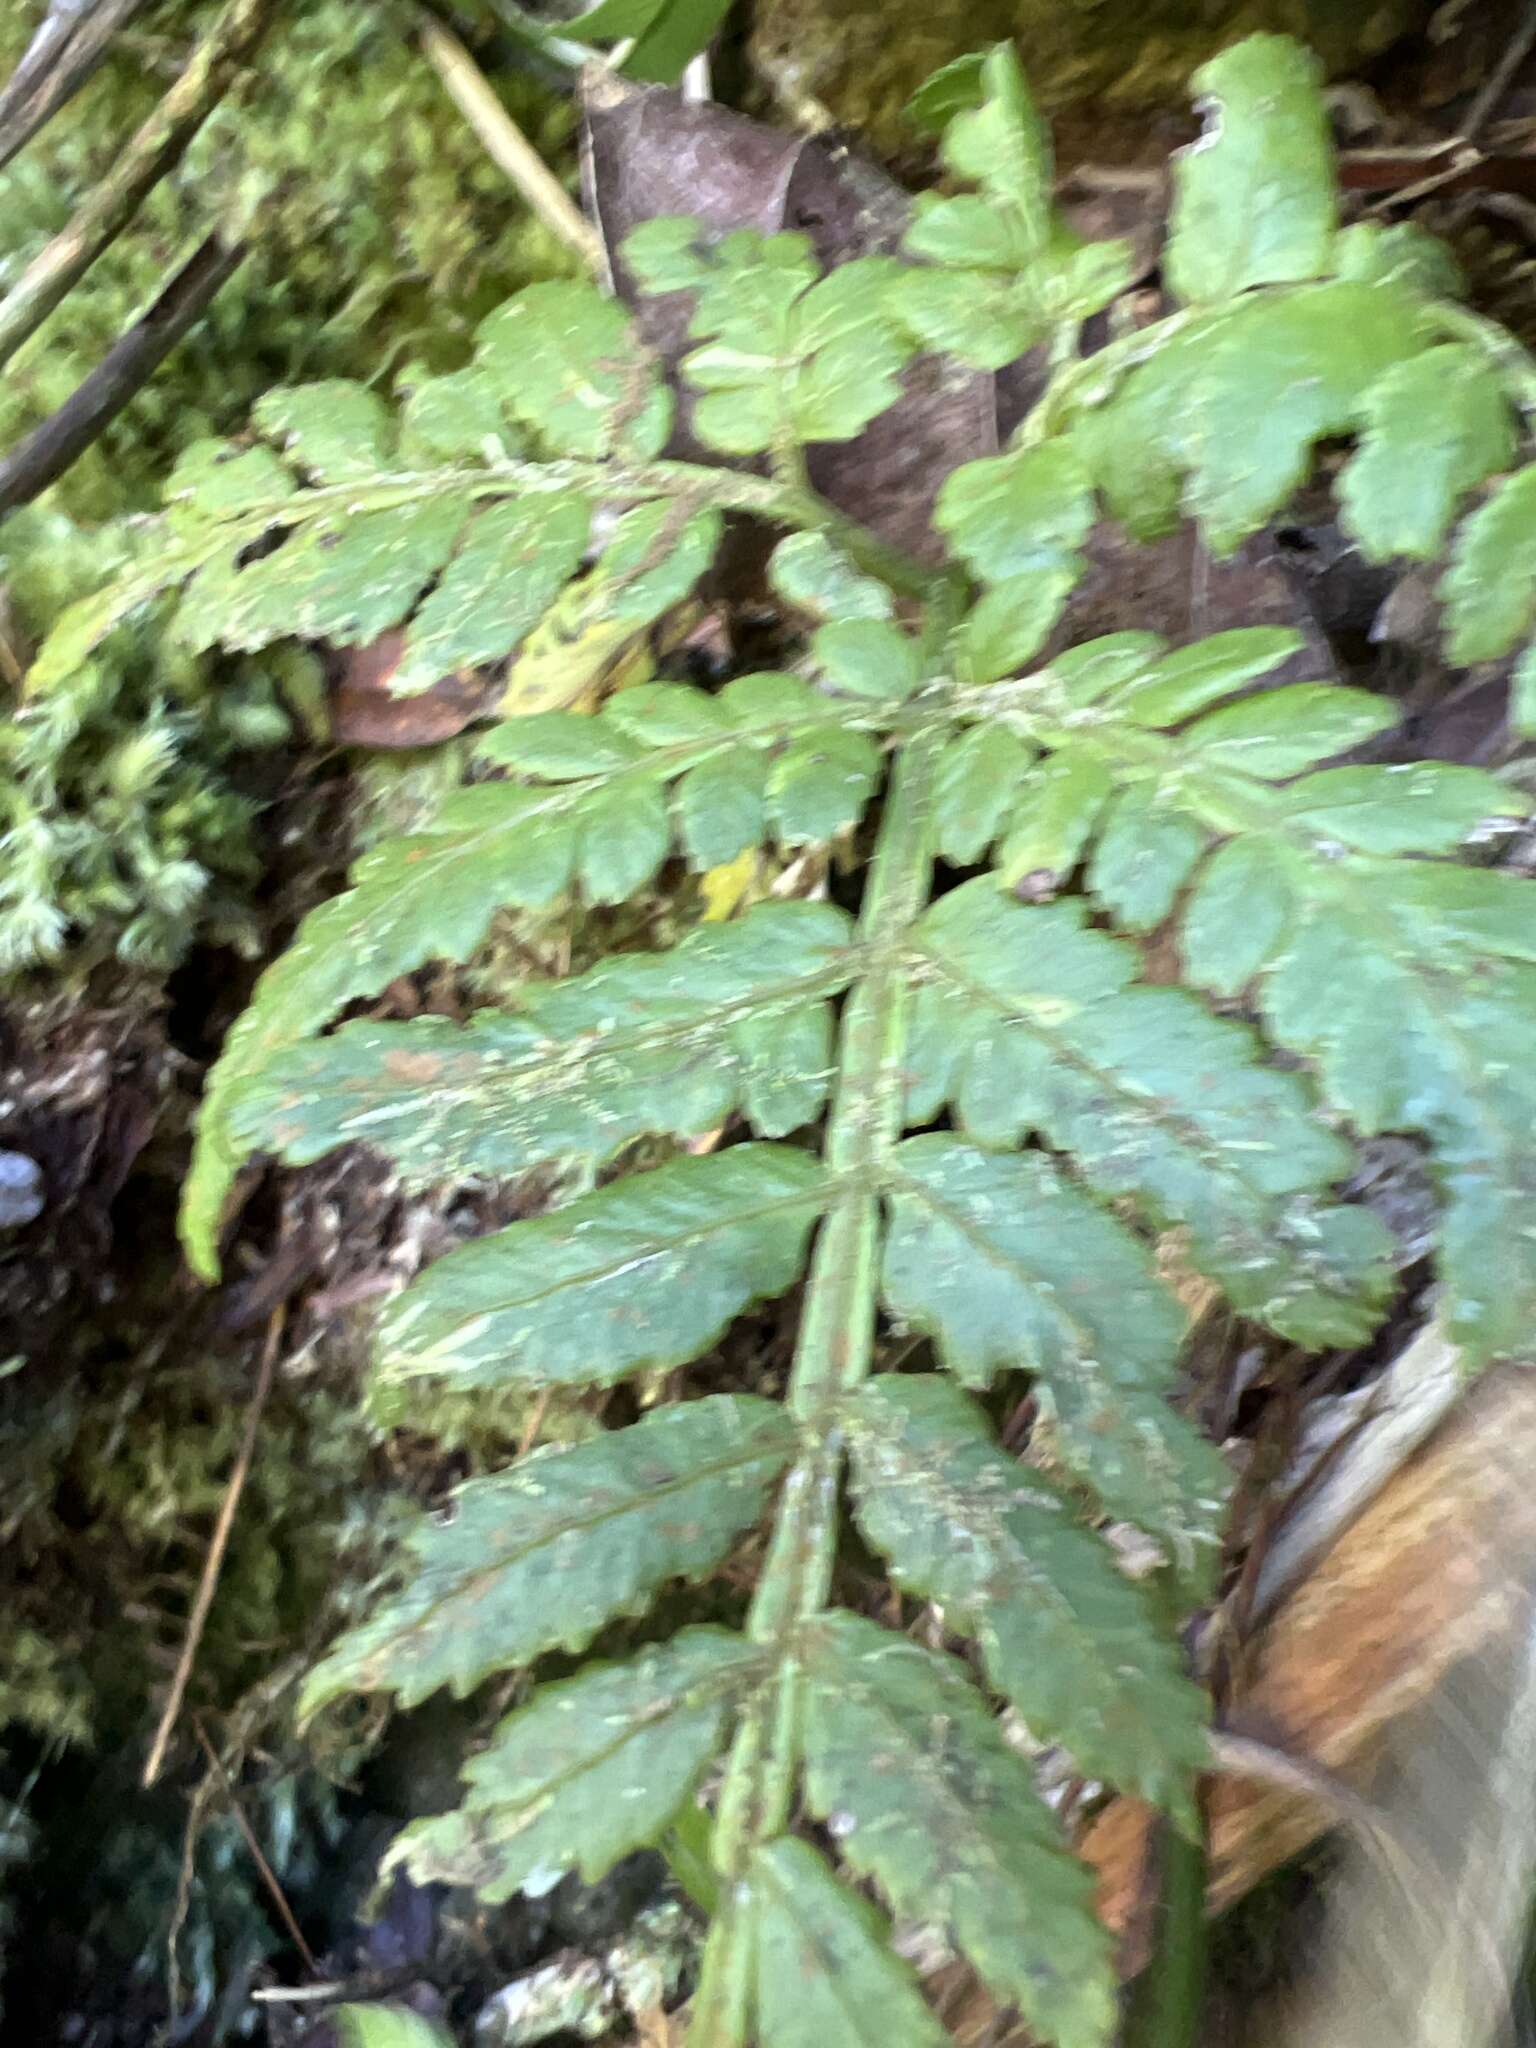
134, 457, 936, 599
713, 703, 946, 1872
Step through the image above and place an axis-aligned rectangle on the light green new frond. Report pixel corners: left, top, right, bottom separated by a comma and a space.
626, 223, 914, 454
800, 1613, 1117, 2048
229, 901, 855, 1181
1339, 344, 1516, 562
476, 280, 673, 460
374, 1146, 831, 1393
301, 1398, 793, 1711
1441, 464, 1536, 665
30, 277, 678, 690
1073, 281, 1433, 550
845, 1377, 1213, 1802
393, 1629, 762, 1902
891, 44, 1132, 371
1164, 35, 1337, 306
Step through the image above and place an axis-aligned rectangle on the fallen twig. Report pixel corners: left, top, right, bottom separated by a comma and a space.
0, 230, 247, 522
419, 14, 603, 274
142, 1306, 284, 1788
0, 0, 151, 171
0, 0, 281, 373
192, 1716, 317, 1973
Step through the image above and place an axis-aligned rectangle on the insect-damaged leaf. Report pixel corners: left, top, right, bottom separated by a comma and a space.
301, 1399, 791, 1710
392, 1629, 760, 1899
375, 1146, 830, 1393
1165, 35, 1337, 306
847, 1375, 1219, 1760
800, 1612, 1118, 2048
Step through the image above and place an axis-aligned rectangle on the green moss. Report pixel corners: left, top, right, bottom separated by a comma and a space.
0, 0, 582, 978
749, 0, 1429, 150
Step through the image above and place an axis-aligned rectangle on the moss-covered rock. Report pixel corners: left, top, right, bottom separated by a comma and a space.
749, 0, 1434, 150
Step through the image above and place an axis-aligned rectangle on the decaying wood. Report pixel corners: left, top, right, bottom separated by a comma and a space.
1083, 1354, 1536, 1977
922, 1353, 1536, 2044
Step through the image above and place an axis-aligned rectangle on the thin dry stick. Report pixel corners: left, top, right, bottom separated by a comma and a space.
0, 230, 248, 520
419, 14, 603, 274
0, 0, 152, 172
143, 1307, 285, 1788
1464, 0, 1536, 146
191, 1716, 318, 1972
0, 0, 281, 373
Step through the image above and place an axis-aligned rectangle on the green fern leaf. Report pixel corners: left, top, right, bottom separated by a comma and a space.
232, 902, 854, 1181
892, 44, 1131, 371
846, 1375, 1213, 1798
177, 497, 472, 655
184, 671, 884, 1279
692, 1838, 951, 2048
1339, 344, 1516, 562
477, 279, 673, 460
935, 443, 1095, 584
800, 1610, 1117, 2048
905, 883, 1395, 1346
301, 1398, 792, 1712
374, 1147, 830, 1393
1514, 642, 1536, 737
1182, 285, 1431, 551
253, 380, 394, 481
769, 531, 896, 623
882, 1136, 1186, 1393
335, 2007, 451, 2048
932, 724, 1036, 864
500, 502, 723, 716
564, 0, 733, 83
939, 41, 1052, 248
1076, 282, 1431, 550
483, 672, 888, 885
959, 570, 1082, 682
629, 227, 913, 454
1189, 860, 1536, 1361
1164, 35, 1336, 305
180, 790, 596, 1279
109, 34, 1536, 2032
390, 494, 593, 694
392, 1629, 762, 1900
1441, 464, 1536, 664
395, 362, 523, 465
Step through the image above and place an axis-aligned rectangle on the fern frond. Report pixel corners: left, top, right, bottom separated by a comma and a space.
845, 1375, 1212, 1793
693, 1838, 951, 2048
904, 883, 1395, 1345
47, 27, 1536, 2045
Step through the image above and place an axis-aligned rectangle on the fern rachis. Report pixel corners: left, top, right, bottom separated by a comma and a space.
30, 33, 1536, 2046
